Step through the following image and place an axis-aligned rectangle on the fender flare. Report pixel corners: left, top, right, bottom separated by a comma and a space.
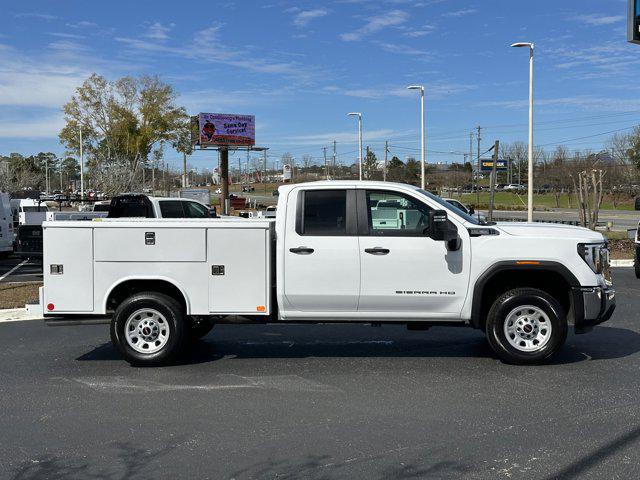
102, 276, 191, 314
470, 261, 581, 329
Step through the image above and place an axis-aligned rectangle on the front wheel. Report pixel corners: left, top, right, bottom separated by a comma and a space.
635, 247, 640, 279
485, 288, 567, 365
110, 292, 186, 366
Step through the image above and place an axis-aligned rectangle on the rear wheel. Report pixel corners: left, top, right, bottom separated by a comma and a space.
485, 288, 567, 365
110, 292, 186, 366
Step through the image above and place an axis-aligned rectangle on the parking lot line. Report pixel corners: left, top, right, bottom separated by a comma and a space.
0, 259, 28, 283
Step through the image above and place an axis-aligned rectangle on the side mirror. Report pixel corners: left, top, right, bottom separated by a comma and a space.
428, 210, 458, 242
468, 205, 475, 215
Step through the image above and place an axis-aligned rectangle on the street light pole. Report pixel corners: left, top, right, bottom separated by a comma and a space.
348, 112, 363, 180
407, 85, 426, 190
511, 42, 534, 222
79, 127, 84, 200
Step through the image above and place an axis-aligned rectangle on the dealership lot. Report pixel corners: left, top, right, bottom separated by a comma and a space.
1, 268, 639, 479
0, 256, 42, 284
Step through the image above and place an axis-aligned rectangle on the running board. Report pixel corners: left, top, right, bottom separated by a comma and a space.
45, 317, 110, 326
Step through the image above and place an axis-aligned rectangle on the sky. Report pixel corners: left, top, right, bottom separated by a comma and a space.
0, 0, 638, 171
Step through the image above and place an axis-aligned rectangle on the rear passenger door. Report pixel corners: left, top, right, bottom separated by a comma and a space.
282, 189, 360, 315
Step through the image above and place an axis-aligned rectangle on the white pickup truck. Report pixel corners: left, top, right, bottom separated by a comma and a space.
41, 181, 615, 366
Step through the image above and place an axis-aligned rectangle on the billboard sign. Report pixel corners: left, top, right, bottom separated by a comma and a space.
198, 113, 255, 147
629, 0, 640, 44
282, 164, 292, 181
480, 159, 508, 172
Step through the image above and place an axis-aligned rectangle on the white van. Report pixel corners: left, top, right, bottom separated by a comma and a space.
0, 193, 15, 256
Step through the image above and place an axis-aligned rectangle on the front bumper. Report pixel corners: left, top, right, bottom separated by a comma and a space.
572, 286, 616, 334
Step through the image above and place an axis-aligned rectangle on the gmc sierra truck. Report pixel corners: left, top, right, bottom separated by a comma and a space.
41, 181, 615, 366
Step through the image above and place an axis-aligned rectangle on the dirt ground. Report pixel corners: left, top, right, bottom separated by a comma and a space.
0, 283, 42, 309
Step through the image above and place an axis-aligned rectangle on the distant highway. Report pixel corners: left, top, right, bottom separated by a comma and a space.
484, 208, 639, 231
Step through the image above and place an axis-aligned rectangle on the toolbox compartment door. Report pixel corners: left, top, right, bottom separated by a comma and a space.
43, 227, 94, 312
94, 227, 206, 262
208, 227, 270, 314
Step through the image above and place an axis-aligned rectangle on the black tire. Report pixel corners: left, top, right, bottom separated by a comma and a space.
187, 317, 215, 341
485, 288, 567, 365
110, 292, 186, 366
635, 247, 640, 279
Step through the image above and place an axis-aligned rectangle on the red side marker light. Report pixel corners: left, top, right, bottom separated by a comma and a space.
47, 303, 55, 311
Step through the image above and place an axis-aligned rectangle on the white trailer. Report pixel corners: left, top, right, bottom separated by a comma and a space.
42, 181, 616, 366
179, 188, 211, 207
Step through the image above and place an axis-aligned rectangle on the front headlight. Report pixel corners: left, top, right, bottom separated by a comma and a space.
578, 243, 610, 282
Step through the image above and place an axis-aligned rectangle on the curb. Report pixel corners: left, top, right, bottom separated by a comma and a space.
611, 259, 634, 268
0, 308, 43, 323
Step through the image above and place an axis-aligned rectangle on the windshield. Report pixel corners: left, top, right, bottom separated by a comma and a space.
417, 189, 482, 225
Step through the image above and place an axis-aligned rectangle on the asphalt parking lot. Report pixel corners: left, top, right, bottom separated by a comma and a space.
1, 269, 639, 479
0, 256, 42, 284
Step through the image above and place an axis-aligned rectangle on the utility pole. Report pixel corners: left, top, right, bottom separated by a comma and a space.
220, 148, 229, 215
79, 127, 84, 200
263, 149, 267, 184
384, 140, 389, 182
332, 140, 337, 179
488, 140, 500, 222
45, 155, 50, 194
365, 146, 370, 180
476, 126, 481, 210
322, 146, 328, 179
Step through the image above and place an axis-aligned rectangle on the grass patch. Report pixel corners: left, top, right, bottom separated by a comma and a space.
0, 282, 42, 309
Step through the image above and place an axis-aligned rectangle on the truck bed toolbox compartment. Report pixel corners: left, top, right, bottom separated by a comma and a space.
94, 227, 206, 262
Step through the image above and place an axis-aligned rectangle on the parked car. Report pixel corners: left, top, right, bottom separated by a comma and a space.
43, 180, 615, 366
504, 184, 526, 192
443, 198, 486, 223
107, 194, 216, 219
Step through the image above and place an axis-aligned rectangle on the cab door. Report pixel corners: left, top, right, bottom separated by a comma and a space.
357, 189, 471, 317
282, 188, 360, 315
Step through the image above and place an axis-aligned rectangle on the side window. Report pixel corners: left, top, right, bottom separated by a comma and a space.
110, 197, 151, 218
159, 201, 185, 218
300, 190, 347, 236
183, 201, 209, 218
366, 190, 431, 236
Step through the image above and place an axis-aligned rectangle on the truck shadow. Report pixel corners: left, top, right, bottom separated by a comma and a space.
76, 325, 640, 367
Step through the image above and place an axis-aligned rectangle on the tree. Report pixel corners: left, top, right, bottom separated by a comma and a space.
405, 157, 420, 185
386, 156, 405, 182
59, 73, 188, 194
363, 148, 379, 180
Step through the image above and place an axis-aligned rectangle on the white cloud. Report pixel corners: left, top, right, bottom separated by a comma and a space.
0, 113, 65, 138
66, 21, 98, 29
374, 41, 432, 58
575, 14, 624, 26
14, 13, 57, 21
292, 9, 328, 28
145, 22, 174, 40
288, 128, 399, 145
340, 10, 409, 41
116, 22, 317, 80
442, 8, 477, 18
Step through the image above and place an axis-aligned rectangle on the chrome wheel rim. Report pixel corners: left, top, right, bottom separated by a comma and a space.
124, 308, 169, 354
503, 305, 552, 352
